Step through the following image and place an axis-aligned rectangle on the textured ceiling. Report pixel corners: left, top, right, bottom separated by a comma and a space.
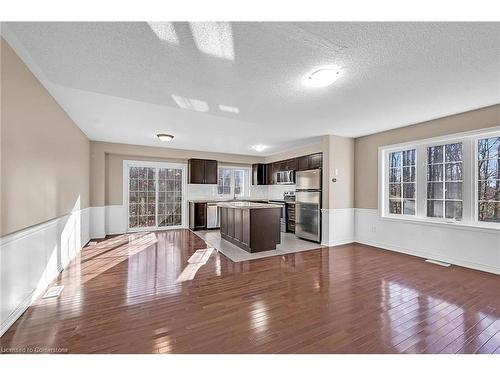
3, 22, 500, 155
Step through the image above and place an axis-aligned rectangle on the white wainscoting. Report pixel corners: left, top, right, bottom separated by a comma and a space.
105, 205, 128, 235
321, 208, 355, 247
90, 205, 126, 238
89, 206, 105, 239
354, 208, 500, 275
0, 208, 90, 337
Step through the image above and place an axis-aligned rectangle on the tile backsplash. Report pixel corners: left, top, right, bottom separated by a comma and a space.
268, 184, 296, 200
186, 184, 295, 201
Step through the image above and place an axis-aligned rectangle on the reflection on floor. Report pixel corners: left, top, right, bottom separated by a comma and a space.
2, 229, 500, 354
195, 230, 324, 262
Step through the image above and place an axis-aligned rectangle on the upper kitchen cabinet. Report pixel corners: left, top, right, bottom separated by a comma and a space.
252, 163, 268, 185
204, 160, 218, 184
298, 153, 323, 171
188, 159, 218, 184
309, 153, 323, 169
266, 163, 274, 185
284, 158, 298, 171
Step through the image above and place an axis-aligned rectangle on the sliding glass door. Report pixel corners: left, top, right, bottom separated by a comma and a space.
157, 167, 183, 227
127, 162, 186, 231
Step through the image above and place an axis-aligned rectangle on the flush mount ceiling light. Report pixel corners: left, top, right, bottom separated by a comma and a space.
157, 133, 174, 142
251, 144, 267, 152
305, 67, 342, 88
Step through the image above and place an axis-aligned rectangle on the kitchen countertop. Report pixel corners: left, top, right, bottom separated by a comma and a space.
188, 198, 269, 203
216, 202, 283, 209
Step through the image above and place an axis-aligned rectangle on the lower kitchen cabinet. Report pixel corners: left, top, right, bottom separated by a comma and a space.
219, 206, 281, 252
189, 202, 207, 230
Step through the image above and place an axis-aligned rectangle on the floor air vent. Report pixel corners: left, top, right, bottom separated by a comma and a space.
42, 286, 64, 299
425, 259, 451, 267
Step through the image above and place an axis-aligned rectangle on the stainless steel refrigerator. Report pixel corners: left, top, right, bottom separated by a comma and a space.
295, 169, 321, 242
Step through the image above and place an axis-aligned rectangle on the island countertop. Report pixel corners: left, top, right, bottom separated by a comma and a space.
216, 202, 283, 209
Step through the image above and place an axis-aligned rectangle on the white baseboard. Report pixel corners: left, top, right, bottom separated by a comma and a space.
354, 208, 500, 275
0, 207, 90, 337
321, 208, 355, 247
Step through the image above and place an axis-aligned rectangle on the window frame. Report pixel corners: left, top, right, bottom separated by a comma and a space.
379, 126, 500, 230
123, 160, 188, 232
475, 134, 500, 225
385, 148, 417, 218
424, 141, 467, 221
217, 165, 251, 198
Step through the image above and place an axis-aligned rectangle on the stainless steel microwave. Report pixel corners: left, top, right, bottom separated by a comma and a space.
276, 170, 295, 185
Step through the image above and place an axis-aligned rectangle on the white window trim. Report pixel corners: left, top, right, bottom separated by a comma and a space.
123, 160, 188, 232
217, 165, 251, 198
384, 147, 417, 219
379, 125, 500, 231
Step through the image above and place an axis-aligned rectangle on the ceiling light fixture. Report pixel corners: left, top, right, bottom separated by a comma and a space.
252, 145, 267, 152
157, 133, 174, 142
305, 67, 342, 88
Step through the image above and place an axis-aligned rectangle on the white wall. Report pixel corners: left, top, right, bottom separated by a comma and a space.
0, 208, 90, 336
354, 208, 500, 275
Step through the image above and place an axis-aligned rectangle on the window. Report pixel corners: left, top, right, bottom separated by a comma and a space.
426, 143, 463, 220
380, 127, 500, 228
477, 136, 500, 222
217, 167, 250, 197
218, 168, 231, 195
388, 149, 416, 215
127, 162, 185, 230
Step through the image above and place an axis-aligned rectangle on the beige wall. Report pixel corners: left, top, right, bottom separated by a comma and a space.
354, 104, 500, 209
1, 38, 90, 236
91, 141, 266, 206
329, 135, 354, 209
92, 139, 355, 210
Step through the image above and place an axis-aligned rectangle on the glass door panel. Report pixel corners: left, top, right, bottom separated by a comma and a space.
158, 167, 183, 227
129, 166, 157, 229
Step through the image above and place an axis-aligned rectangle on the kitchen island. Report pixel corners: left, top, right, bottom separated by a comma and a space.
216, 202, 282, 252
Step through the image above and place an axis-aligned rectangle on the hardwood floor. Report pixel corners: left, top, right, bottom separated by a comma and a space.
2, 229, 500, 354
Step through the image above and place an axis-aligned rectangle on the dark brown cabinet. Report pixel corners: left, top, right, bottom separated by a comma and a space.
309, 153, 323, 169
298, 153, 323, 171
189, 202, 207, 230
220, 206, 280, 252
188, 159, 218, 184
252, 153, 323, 185
284, 158, 298, 171
266, 164, 274, 185
252, 163, 267, 185
298, 155, 310, 171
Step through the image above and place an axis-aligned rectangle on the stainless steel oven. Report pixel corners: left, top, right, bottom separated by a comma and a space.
276, 170, 295, 185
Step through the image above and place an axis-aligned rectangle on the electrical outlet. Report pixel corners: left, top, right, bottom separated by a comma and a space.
370, 226, 376, 233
